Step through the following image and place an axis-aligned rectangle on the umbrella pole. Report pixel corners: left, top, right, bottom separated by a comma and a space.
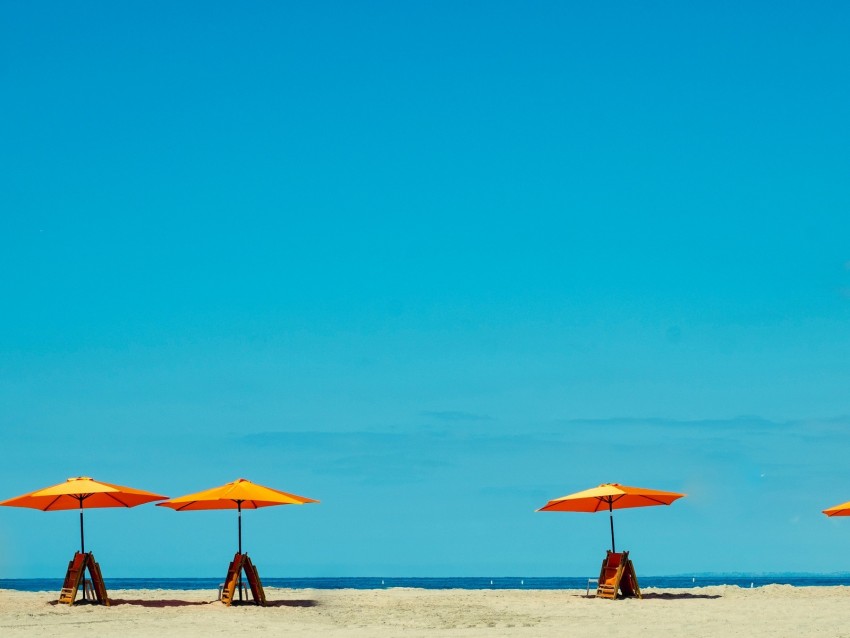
80, 507, 85, 555
79, 497, 86, 601
237, 501, 243, 602
608, 500, 615, 553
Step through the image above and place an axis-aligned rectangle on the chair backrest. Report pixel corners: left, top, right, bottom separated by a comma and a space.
606, 551, 625, 568
600, 551, 628, 585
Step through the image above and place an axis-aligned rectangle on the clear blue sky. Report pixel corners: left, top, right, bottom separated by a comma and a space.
2, 1, 850, 578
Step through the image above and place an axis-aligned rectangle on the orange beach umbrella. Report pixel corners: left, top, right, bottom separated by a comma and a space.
823, 501, 850, 517
537, 483, 685, 552
0, 476, 168, 553
157, 478, 318, 553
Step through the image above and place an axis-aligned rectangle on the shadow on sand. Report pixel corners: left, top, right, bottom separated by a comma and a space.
110, 598, 321, 608
110, 599, 214, 608
264, 599, 319, 608
640, 592, 721, 600
48, 597, 321, 608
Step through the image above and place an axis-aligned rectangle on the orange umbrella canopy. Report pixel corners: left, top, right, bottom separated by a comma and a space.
156, 477, 318, 511
157, 478, 318, 555
537, 483, 685, 552
0, 476, 168, 554
0, 476, 168, 511
537, 483, 685, 513
823, 501, 850, 517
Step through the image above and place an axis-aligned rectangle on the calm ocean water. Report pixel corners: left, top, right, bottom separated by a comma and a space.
2, 575, 850, 592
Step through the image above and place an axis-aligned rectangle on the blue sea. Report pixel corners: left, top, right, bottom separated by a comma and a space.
2, 575, 850, 592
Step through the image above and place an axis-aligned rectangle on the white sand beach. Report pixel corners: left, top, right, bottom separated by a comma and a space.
2, 586, 850, 637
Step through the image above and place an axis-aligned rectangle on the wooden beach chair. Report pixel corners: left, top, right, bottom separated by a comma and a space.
596, 550, 641, 600
58, 552, 110, 606
220, 552, 266, 606
243, 555, 267, 606
618, 554, 641, 599
59, 552, 86, 605
87, 555, 110, 605
220, 553, 243, 605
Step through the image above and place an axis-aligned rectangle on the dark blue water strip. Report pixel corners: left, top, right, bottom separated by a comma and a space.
3, 575, 850, 592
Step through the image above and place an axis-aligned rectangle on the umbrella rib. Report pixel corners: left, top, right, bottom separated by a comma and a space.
43, 493, 92, 510
639, 495, 672, 506
600, 494, 672, 509
175, 502, 197, 511
43, 495, 63, 511
104, 492, 131, 507
595, 496, 614, 512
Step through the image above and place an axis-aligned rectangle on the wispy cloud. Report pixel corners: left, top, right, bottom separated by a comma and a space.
420, 410, 495, 422
237, 427, 551, 485
235, 415, 850, 506
238, 430, 457, 484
